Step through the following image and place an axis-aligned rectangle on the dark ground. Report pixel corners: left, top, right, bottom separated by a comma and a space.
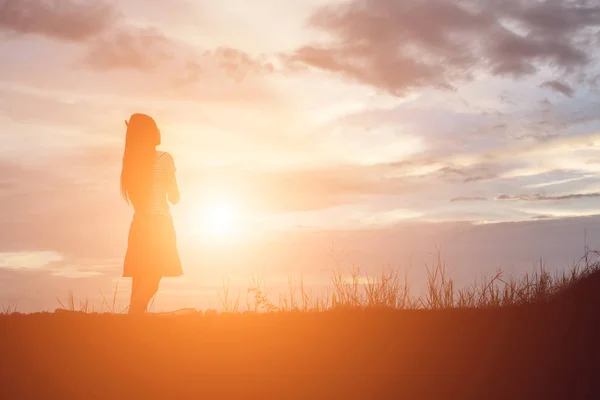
1, 272, 599, 399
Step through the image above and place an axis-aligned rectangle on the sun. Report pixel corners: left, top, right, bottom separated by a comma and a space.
195, 200, 240, 241
205, 202, 236, 235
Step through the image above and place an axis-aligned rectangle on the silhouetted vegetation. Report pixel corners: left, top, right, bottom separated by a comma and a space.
17, 250, 598, 316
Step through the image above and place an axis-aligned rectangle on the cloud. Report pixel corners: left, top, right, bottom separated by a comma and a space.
0, 159, 40, 196
0, 0, 116, 40
0, 251, 63, 269
204, 47, 276, 78
84, 26, 276, 87
84, 26, 175, 71
0, 85, 121, 130
438, 165, 499, 183
531, 214, 552, 220
450, 197, 487, 203
0, 0, 274, 82
0, 152, 129, 258
496, 192, 600, 201
191, 163, 424, 213
118, 0, 204, 28
289, 0, 600, 95
541, 80, 575, 98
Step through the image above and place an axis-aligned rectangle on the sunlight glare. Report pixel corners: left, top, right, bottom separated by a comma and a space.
194, 200, 242, 242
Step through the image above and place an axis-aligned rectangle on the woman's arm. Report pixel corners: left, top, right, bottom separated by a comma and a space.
168, 171, 180, 205
166, 153, 180, 205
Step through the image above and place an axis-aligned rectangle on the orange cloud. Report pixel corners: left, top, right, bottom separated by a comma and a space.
182, 163, 424, 213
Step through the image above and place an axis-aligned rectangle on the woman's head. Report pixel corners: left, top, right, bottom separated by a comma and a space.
125, 113, 161, 147
120, 113, 160, 209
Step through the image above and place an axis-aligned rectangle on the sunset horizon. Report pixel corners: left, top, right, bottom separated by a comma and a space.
4, 1, 600, 399
3, 0, 600, 313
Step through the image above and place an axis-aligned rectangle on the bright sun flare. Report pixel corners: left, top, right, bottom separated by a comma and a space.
197, 201, 239, 240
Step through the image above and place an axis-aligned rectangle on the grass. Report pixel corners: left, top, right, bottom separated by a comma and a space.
1, 301, 17, 315
216, 249, 600, 313
54, 281, 128, 314
5, 249, 596, 315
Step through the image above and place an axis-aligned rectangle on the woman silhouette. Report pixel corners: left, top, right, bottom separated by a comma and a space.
121, 113, 183, 314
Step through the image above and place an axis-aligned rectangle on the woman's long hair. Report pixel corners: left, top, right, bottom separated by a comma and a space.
120, 113, 161, 211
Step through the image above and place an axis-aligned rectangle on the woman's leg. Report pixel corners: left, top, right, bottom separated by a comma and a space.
144, 276, 162, 313
129, 277, 144, 315
129, 275, 161, 315
129, 277, 150, 315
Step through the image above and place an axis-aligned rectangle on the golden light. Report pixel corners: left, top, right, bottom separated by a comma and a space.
192, 200, 243, 242
204, 202, 237, 236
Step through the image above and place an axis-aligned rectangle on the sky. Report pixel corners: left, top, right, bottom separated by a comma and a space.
3, 0, 600, 312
